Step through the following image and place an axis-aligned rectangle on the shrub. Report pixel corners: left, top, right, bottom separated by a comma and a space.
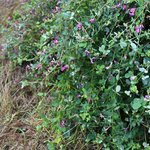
2, 0, 150, 149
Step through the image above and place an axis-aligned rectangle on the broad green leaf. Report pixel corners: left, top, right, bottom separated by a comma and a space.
125, 71, 133, 78
47, 141, 55, 150
120, 40, 127, 48
21, 80, 29, 88
37, 92, 47, 97
139, 68, 148, 73
130, 41, 137, 51
124, 90, 131, 96
78, 42, 87, 48
116, 85, 121, 93
130, 85, 138, 94
131, 98, 142, 110
99, 45, 105, 52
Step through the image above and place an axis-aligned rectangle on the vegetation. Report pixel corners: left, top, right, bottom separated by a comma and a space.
1, 0, 150, 149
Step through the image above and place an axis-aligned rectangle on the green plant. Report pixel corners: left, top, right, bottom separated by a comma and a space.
2, 0, 150, 149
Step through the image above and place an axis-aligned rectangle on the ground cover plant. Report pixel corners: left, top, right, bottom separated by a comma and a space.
1, 0, 150, 149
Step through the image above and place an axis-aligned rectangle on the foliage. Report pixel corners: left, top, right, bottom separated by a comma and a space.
2, 0, 150, 149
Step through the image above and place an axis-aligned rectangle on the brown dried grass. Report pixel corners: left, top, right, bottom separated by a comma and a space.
0, 61, 48, 150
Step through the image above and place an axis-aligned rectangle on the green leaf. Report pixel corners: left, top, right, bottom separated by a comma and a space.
137, 0, 144, 5
52, 99, 60, 107
37, 92, 47, 97
47, 141, 55, 150
130, 85, 138, 94
21, 80, 29, 88
78, 42, 87, 48
80, 113, 89, 120
36, 125, 42, 131
70, 12, 74, 19
124, 90, 131, 96
120, 40, 127, 48
116, 85, 121, 93
99, 45, 107, 54
131, 98, 142, 110
53, 136, 62, 144
17, 58, 23, 65
130, 41, 137, 51
62, 12, 71, 19
139, 68, 148, 73
98, 45, 110, 55
125, 71, 134, 78
96, 65, 105, 74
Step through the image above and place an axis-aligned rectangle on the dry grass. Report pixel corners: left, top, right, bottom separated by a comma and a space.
0, 61, 49, 150
0, 61, 92, 150
0, 61, 12, 117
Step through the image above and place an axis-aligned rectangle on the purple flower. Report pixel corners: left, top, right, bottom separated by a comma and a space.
77, 94, 81, 98
52, 39, 58, 45
135, 24, 144, 33
129, 8, 136, 16
90, 57, 96, 64
57, 61, 61, 66
36, 64, 42, 69
77, 83, 84, 89
85, 50, 90, 56
105, 62, 112, 70
89, 18, 95, 23
61, 65, 69, 72
144, 95, 150, 101
40, 30, 45, 34
77, 22, 82, 30
130, 76, 136, 81
50, 61, 55, 66
123, 4, 127, 10
60, 119, 66, 127
55, 6, 61, 12
88, 99, 92, 103
26, 65, 31, 70
116, 3, 121, 8
7, 16, 11, 21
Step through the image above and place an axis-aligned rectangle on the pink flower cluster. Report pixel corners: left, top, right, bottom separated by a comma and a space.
51, 6, 61, 14
85, 50, 90, 56
52, 39, 58, 44
52, 37, 59, 45
36, 64, 42, 69
89, 18, 95, 23
123, 4, 127, 10
60, 119, 67, 127
61, 65, 69, 72
77, 23, 82, 30
135, 24, 144, 33
7, 16, 12, 21
129, 8, 136, 16
116, 3, 127, 10
116, 3, 136, 17
77, 18, 95, 30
